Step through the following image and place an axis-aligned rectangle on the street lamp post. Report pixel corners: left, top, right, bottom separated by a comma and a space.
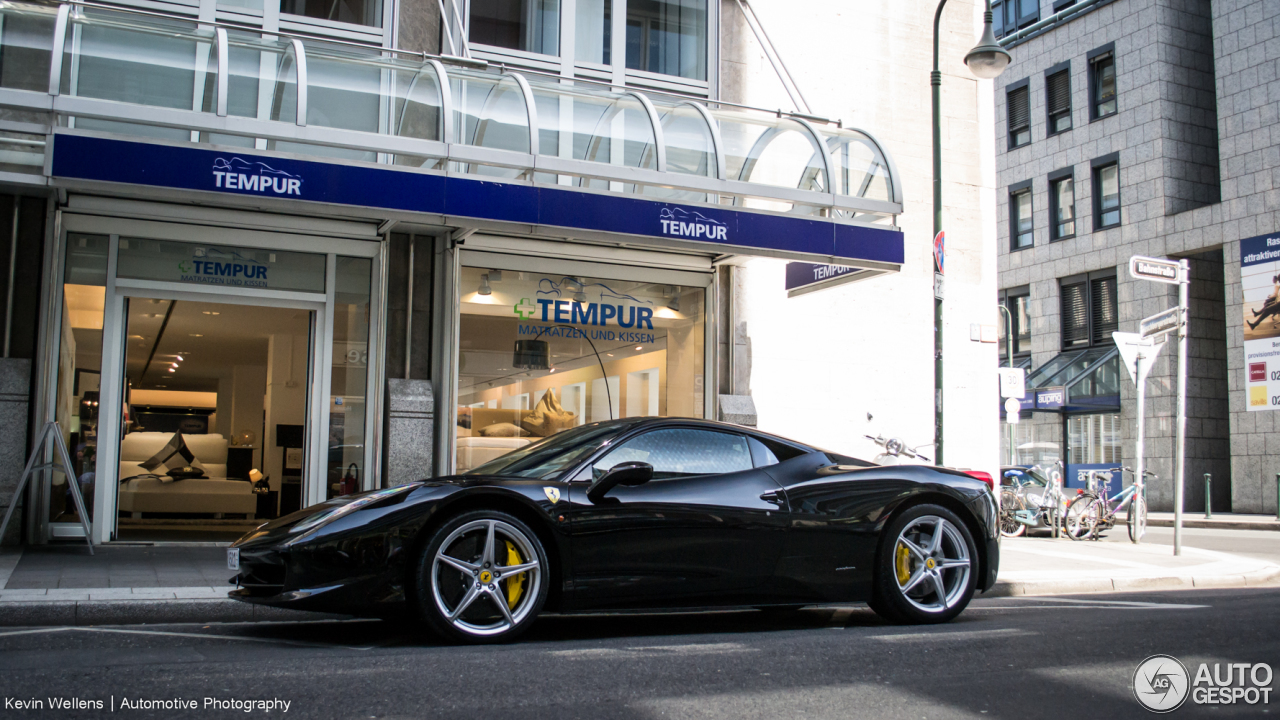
931, 0, 1010, 466
997, 303, 1016, 465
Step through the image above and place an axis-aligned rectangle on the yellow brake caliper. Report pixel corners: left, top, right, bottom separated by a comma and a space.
895, 543, 912, 585
504, 541, 526, 610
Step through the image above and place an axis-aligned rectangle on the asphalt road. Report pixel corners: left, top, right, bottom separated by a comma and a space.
0, 587, 1277, 719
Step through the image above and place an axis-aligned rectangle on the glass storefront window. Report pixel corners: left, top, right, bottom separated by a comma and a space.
625, 0, 706, 80
116, 239, 326, 293
327, 257, 373, 499
52, 234, 110, 527
455, 266, 704, 472
469, 0, 560, 55
1004, 420, 1060, 467
1067, 413, 1121, 465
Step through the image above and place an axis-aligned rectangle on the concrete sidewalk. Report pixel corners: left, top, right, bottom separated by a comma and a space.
1145, 511, 1280, 531
991, 534, 1280, 596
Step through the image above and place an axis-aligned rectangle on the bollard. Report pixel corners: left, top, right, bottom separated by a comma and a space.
1204, 474, 1212, 519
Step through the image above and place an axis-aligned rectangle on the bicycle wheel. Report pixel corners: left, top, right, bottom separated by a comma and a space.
1128, 491, 1148, 543
1064, 495, 1097, 540
999, 490, 1025, 538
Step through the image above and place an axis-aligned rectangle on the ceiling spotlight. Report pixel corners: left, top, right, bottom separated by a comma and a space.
170, 362, 178, 368
478, 274, 492, 296
550, 368, 557, 373
175, 355, 184, 362
635, 346, 643, 351
167, 368, 175, 373
155, 385, 166, 388
573, 289, 587, 303
666, 295, 680, 312
189, 334, 203, 338
606, 353, 614, 357
202, 311, 220, 316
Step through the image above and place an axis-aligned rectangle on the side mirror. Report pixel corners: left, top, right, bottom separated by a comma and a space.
587, 461, 653, 504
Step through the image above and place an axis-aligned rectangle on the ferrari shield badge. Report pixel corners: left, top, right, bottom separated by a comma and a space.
544, 487, 561, 504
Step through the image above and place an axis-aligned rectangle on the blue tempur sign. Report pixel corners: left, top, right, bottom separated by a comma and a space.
51, 134, 904, 265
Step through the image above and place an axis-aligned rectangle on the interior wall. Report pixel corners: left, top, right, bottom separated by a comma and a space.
263, 335, 306, 491
232, 364, 268, 472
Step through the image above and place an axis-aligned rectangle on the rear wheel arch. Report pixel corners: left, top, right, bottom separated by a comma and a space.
876, 490, 987, 594
406, 493, 565, 612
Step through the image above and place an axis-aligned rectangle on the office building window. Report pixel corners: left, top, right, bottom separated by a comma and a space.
999, 288, 1031, 358
1089, 45, 1116, 119
1045, 64, 1071, 134
1092, 155, 1120, 229
1010, 182, 1033, 250
1049, 170, 1075, 240
626, 0, 707, 80
992, 0, 1039, 38
1061, 272, 1117, 349
1007, 81, 1030, 148
470, 0, 561, 56
280, 0, 383, 28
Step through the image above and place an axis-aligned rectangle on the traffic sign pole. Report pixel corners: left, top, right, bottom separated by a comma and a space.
1173, 259, 1189, 556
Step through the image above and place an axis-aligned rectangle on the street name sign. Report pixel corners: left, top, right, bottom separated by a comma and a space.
1129, 255, 1184, 284
1140, 306, 1183, 339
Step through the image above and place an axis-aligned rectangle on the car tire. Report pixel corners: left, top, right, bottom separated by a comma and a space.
414, 509, 549, 644
870, 503, 978, 625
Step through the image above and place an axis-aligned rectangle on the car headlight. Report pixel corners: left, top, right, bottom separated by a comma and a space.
286, 484, 420, 540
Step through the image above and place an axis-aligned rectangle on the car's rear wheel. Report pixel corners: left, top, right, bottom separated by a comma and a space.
870, 504, 977, 625
414, 510, 548, 643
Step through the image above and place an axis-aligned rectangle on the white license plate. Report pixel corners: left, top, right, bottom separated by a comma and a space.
227, 548, 240, 571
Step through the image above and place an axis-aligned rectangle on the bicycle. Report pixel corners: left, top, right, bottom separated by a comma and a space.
999, 464, 1067, 538
1063, 467, 1151, 542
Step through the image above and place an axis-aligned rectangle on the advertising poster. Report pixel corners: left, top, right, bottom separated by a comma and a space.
1241, 231, 1280, 411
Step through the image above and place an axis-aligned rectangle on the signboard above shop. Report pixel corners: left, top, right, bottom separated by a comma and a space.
784, 263, 871, 297
52, 134, 906, 272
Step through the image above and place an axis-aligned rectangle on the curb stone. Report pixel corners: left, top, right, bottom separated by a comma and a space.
987, 566, 1280, 598
0, 598, 350, 627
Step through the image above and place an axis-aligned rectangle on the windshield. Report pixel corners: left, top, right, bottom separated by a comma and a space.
464, 422, 635, 479
1002, 467, 1048, 487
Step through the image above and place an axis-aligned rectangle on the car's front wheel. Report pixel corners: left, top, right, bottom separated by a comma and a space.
414, 510, 548, 643
870, 504, 977, 625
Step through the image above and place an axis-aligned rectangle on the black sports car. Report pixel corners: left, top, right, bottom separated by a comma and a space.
229, 417, 999, 642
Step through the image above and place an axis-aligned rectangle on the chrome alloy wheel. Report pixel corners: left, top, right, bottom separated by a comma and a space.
431, 519, 541, 637
892, 515, 972, 614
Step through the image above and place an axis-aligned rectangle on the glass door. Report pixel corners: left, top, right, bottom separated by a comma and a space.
114, 296, 314, 542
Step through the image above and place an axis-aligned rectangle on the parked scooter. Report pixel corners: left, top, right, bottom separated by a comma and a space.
864, 434, 933, 466
999, 463, 1067, 538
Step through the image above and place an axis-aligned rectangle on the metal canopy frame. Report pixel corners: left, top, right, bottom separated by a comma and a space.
3, 1, 904, 231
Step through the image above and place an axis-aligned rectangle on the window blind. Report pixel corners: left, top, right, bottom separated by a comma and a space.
1090, 276, 1118, 345
1047, 70, 1070, 117
1008, 87, 1030, 133
1061, 282, 1088, 348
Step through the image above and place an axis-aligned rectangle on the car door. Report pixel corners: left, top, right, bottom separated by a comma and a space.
765, 452, 917, 602
563, 426, 790, 610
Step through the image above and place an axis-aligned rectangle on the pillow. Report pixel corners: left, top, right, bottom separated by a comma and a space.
521, 389, 577, 437
139, 432, 206, 475
480, 422, 529, 438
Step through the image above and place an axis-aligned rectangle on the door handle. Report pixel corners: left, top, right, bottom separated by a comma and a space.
759, 489, 784, 504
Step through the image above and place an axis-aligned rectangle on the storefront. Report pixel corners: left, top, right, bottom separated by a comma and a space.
0, 0, 905, 544
1001, 346, 1122, 488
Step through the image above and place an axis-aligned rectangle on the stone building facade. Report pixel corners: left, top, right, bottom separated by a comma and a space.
994, 0, 1279, 512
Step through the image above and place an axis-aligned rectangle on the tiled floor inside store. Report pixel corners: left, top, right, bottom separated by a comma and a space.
2, 545, 231, 589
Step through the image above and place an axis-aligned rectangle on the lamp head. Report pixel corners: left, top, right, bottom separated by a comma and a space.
478, 273, 492, 296
964, 11, 1012, 80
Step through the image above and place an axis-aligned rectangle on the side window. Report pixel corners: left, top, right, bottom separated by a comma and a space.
748, 437, 780, 468
592, 428, 753, 481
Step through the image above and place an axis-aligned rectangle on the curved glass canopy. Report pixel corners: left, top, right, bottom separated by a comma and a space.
0, 1, 902, 222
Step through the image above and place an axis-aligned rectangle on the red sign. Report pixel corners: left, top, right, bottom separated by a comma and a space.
933, 231, 945, 275
1250, 362, 1267, 382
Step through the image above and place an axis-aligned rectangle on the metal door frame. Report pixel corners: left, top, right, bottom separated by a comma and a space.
41, 213, 384, 544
